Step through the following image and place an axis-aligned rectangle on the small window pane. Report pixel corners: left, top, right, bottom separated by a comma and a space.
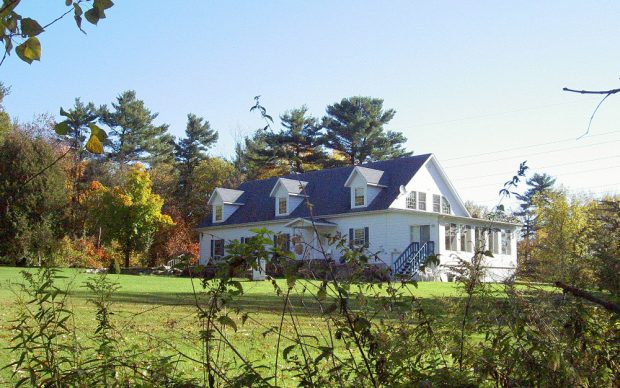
418, 192, 427, 210
445, 224, 457, 251
278, 197, 287, 215
501, 230, 512, 255
433, 194, 441, 212
406, 191, 417, 209
213, 239, 225, 257
353, 228, 367, 247
214, 205, 223, 221
354, 187, 365, 207
441, 196, 451, 214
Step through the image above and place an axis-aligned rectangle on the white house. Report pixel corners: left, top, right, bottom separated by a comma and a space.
197, 154, 519, 282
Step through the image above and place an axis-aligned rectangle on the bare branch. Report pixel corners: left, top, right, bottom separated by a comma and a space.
554, 281, 620, 315
563, 86, 620, 139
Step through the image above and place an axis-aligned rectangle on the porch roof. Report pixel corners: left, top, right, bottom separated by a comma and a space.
284, 217, 337, 229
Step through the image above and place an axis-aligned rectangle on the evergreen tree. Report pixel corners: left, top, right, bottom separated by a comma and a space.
515, 172, 556, 273
254, 106, 327, 173
174, 114, 218, 216
0, 129, 68, 263
99, 91, 174, 167
234, 131, 286, 180
321, 96, 411, 165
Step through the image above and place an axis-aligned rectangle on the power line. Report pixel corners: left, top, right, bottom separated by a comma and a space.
410, 100, 586, 128
441, 129, 620, 162
444, 139, 620, 169
457, 164, 620, 190
452, 154, 620, 181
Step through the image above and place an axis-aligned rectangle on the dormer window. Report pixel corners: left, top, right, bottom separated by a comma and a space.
353, 187, 366, 207
277, 197, 288, 216
214, 205, 223, 222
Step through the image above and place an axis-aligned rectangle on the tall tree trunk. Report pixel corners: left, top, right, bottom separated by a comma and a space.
124, 248, 131, 268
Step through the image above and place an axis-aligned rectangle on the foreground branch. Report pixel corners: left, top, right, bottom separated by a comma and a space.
562, 87, 620, 95
554, 281, 620, 315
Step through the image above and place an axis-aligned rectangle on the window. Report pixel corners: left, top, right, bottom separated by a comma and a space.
274, 233, 291, 252
488, 229, 499, 254
445, 224, 457, 251
406, 191, 417, 209
433, 194, 441, 212
501, 230, 512, 255
418, 192, 427, 210
214, 205, 223, 222
441, 196, 451, 214
460, 225, 472, 252
349, 227, 369, 248
277, 197, 288, 215
354, 187, 365, 207
211, 239, 225, 258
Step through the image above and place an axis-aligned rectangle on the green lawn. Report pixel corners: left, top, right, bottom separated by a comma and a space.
0, 267, 464, 385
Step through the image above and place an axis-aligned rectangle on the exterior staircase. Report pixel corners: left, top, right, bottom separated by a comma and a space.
392, 241, 435, 278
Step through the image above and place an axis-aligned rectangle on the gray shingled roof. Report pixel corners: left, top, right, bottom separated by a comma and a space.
209, 188, 245, 204
274, 178, 308, 196
198, 154, 432, 228
354, 166, 384, 186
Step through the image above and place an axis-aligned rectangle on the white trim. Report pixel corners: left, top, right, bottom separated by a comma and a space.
425, 155, 471, 217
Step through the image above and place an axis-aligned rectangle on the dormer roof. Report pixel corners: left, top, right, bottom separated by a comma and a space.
344, 166, 387, 187
269, 178, 309, 197
207, 188, 245, 205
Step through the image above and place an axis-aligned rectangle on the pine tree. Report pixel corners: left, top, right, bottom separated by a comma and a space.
515, 172, 556, 273
254, 106, 327, 173
99, 91, 174, 167
174, 113, 218, 217
321, 96, 411, 165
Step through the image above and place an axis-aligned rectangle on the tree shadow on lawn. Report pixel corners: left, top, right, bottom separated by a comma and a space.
66, 287, 478, 321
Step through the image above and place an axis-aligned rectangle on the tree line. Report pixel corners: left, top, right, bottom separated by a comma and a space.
0, 86, 413, 268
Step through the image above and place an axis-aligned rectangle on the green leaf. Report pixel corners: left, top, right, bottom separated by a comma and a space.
88, 123, 107, 141
66, 0, 73, 5
20, 18, 44, 37
84, 8, 100, 25
15, 37, 41, 64
54, 121, 71, 136
94, 0, 114, 10
59, 107, 70, 117
217, 315, 237, 332
86, 133, 104, 154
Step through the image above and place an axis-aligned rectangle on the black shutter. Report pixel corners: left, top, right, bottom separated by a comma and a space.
364, 227, 369, 248
210, 239, 214, 258
273, 235, 278, 248
349, 228, 354, 248
285, 234, 290, 252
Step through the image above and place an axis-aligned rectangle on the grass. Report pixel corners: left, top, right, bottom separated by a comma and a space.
0, 266, 466, 385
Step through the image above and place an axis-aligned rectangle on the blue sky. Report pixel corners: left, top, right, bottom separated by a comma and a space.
2, 1, 619, 209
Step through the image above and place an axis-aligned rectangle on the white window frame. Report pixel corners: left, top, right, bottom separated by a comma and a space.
445, 224, 457, 251
276, 196, 288, 216
501, 229, 512, 255
406, 191, 417, 209
353, 228, 367, 247
441, 196, 451, 214
433, 194, 441, 213
460, 225, 472, 252
352, 187, 366, 208
418, 192, 427, 211
213, 204, 223, 222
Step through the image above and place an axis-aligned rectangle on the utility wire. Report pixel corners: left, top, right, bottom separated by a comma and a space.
441, 129, 620, 162
457, 164, 620, 190
444, 139, 620, 169
452, 154, 620, 181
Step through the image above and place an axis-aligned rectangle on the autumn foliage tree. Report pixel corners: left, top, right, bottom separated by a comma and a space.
87, 163, 173, 267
